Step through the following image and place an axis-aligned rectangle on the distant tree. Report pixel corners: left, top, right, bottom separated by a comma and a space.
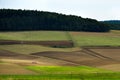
102, 20, 120, 30
0, 9, 110, 32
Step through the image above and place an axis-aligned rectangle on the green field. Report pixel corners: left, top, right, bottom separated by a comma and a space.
1, 73, 120, 80
0, 31, 68, 41
0, 66, 120, 80
0, 30, 120, 80
1, 62, 118, 80
0, 30, 120, 47
72, 35, 120, 46
26, 66, 112, 73
0, 30, 120, 54
69, 30, 120, 47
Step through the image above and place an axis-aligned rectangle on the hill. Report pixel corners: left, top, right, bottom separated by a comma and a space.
0, 31, 120, 47
102, 20, 120, 30
0, 9, 109, 32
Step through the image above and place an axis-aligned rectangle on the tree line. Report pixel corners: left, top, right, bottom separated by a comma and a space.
102, 20, 120, 30
0, 9, 110, 32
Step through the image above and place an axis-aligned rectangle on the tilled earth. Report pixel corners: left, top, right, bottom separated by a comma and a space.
0, 47, 120, 72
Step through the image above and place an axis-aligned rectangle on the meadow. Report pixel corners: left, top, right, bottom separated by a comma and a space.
1, 73, 120, 80
0, 30, 120, 47
0, 30, 120, 80
0, 66, 120, 80
69, 30, 120, 47
0, 31, 68, 41
0, 30, 119, 55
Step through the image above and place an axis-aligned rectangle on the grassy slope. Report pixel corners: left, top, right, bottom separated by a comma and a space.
0, 74, 120, 80
0, 66, 119, 80
26, 66, 112, 73
0, 31, 120, 79
0, 30, 120, 54
0, 45, 80, 54
0, 30, 120, 47
70, 30, 120, 47
72, 36, 120, 46
0, 31, 68, 41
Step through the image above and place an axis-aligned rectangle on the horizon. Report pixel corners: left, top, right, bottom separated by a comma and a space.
0, 0, 120, 21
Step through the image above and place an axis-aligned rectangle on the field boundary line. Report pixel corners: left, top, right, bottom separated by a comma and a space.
82, 48, 120, 62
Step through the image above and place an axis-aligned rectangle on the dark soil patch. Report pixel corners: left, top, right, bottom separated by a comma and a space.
0, 49, 38, 59
0, 40, 73, 47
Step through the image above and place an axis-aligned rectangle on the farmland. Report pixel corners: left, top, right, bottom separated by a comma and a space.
1, 73, 120, 80
0, 30, 120, 80
0, 31, 69, 41
0, 64, 120, 80
0, 30, 120, 46
70, 30, 120, 46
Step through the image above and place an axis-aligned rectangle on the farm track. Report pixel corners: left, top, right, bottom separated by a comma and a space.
82, 48, 115, 60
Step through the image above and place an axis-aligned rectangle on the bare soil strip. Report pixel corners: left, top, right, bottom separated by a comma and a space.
98, 64, 120, 71
0, 63, 37, 75
31, 50, 119, 67
0, 40, 73, 47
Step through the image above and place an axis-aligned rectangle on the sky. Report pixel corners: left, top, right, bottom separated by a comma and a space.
0, 0, 120, 20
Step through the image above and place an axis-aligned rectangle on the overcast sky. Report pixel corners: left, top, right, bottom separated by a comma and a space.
0, 0, 120, 20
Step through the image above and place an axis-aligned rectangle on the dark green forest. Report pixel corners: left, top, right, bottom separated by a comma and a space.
0, 9, 110, 32
102, 20, 120, 30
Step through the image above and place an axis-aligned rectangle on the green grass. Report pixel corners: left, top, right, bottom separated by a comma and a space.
0, 30, 120, 47
26, 66, 112, 74
69, 31, 120, 47
72, 35, 120, 47
0, 66, 119, 80
0, 73, 120, 80
0, 31, 68, 41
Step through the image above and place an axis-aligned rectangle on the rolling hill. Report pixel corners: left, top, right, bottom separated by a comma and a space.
0, 9, 109, 32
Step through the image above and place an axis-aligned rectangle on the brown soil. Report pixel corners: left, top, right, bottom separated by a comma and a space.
90, 48, 120, 61
0, 63, 37, 75
0, 49, 78, 66
31, 48, 120, 67
0, 40, 73, 47
0, 46, 120, 71
98, 64, 120, 71
0, 49, 38, 59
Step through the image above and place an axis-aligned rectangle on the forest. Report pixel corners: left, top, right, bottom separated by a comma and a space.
102, 20, 120, 30
0, 9, 110, 32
